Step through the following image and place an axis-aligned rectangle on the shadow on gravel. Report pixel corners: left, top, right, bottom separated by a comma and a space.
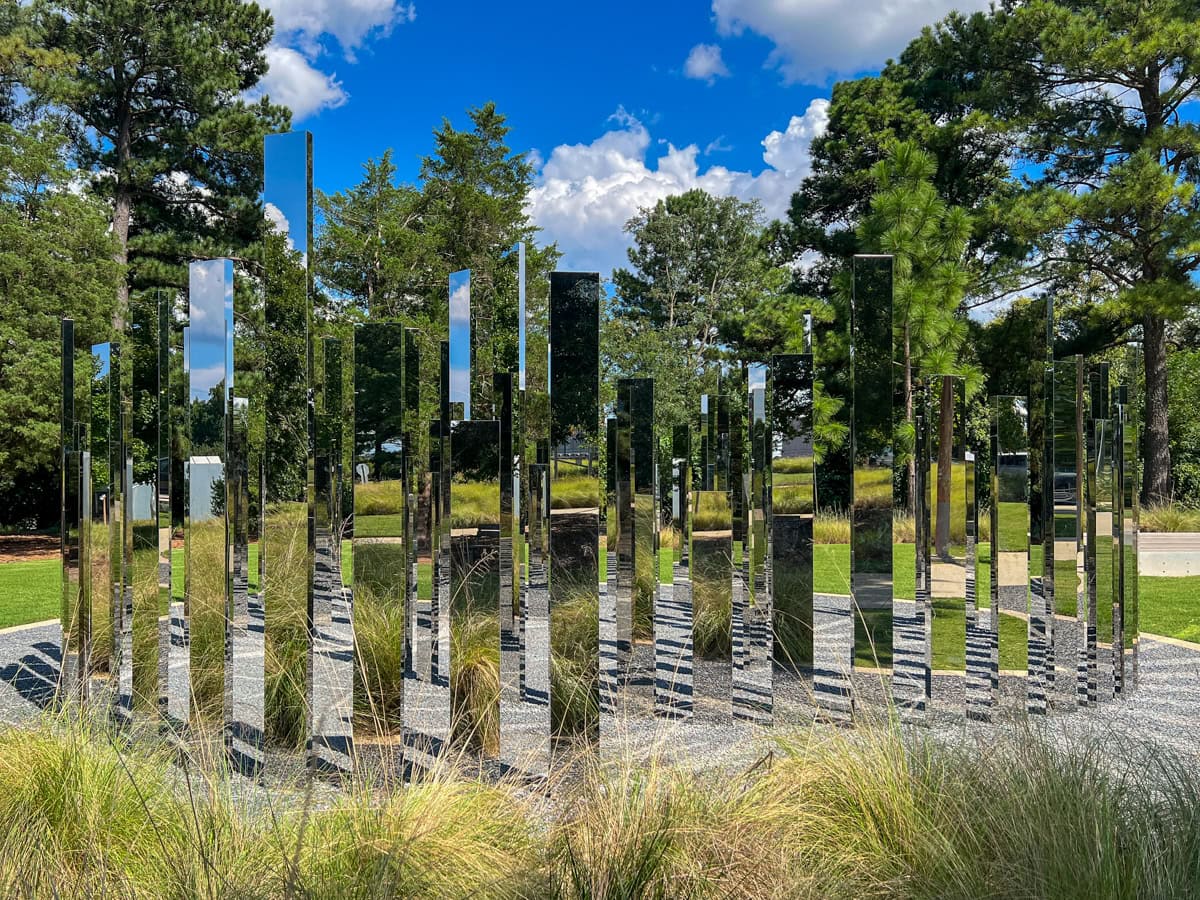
0, 641, 60, 710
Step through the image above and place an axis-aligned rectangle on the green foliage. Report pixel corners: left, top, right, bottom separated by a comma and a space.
316, 104, 560, 441
611, 190, 795, 422
945, 0, 1200, 500
0, 121, 118, 524
608, 188, 844, 494
31, 0, 289, 313
1166, 349, 1200, 505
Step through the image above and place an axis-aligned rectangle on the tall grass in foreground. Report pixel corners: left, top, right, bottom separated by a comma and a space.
0, 714, 1198, 898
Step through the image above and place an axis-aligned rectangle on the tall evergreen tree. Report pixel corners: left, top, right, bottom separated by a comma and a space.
316, 103, 559, 419
317, 151, 428, 319
992, 0, 1200, 503
418, 102, 557, 416
857, 141, 975, 511
32, 0, 289, 328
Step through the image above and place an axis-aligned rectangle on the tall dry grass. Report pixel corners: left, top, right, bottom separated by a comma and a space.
0, 714, 1196, 898
1140, 502, 1200, 533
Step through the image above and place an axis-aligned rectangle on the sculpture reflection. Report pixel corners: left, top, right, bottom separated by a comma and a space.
186, 259, 232, 728
549, 272, 599, 746
263, 131, 312, 768
450, 418, 500, 753
993, 396, 1029, 711
851, 255, 894, 672
927, 377, 966, 699
449, 270, 471, 420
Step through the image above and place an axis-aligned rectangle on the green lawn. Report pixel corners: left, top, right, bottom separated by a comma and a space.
6, 551, 1198, 654
1139, 577, 1200, 644
0, 561, 60, 628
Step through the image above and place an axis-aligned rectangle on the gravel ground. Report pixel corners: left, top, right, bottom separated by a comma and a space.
1, 615, 1195, 803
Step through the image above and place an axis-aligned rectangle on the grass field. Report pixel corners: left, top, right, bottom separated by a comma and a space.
0, 562, 59, 629
5, 547, 1197, 649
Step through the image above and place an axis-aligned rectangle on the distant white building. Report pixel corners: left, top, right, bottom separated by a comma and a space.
188, 456, 224, 522
130, 482, 155, 522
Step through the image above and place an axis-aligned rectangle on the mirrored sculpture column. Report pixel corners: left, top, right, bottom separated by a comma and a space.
692, 392, 734, 716
604, 380, 633, 722
402, 330, 451, 774
964, 418, 981, 719
185, 259, 233, 732
735, 366, 771, 722
850, 255, 895, 681
894, 384, 928, 716
165, 314, 188, 729
1054, 355, 1085, 707
60, 319, 89, 700
549, 272, 600, 747
927, 376, 966, 704
449, 418, 500, 754
352, 323, 406, 736
128, 296, 168, 718
88, 340, 120, 688
263, 131, 312, 770
770, 353, 814, 678
1027, 298, 1053, 713
1113, 382, 1128, 694
1084, 364, 1111, 705
508, 241, 551, 775
655, 423, 693, 717
1119, 344, 1141, 684
310, 337, 354, 772
605, 375, 656, 721
993, 396, 1029, 712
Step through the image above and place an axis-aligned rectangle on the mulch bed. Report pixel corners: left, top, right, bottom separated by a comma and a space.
0, 535, 59, 563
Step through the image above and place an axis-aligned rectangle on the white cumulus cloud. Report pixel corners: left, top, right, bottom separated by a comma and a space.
260, 0, 416, 59
251, 1, 416, 120
684, 43, 730, 84
255, 46, 348, 120
526, 99, 829, 274
712, 0, 990, 83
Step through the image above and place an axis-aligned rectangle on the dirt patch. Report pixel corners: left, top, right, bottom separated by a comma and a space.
0, 535, 59, 563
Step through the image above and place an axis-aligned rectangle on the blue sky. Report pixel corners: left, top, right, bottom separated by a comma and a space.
254, 0, 989, 274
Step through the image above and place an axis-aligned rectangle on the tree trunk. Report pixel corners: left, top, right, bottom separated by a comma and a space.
112, 105, 132, 333
112, 186, 130, 332
904, 322, 915, 513
935, 376, 953, 559
1143, 311, 1171, 503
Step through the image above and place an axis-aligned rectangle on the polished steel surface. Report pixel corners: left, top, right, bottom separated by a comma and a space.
549, 272, 600, 746
850, 255, 895, 672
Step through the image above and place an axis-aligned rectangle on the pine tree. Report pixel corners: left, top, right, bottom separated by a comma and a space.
32, 0, 289, 328
857, 141, 975, 512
